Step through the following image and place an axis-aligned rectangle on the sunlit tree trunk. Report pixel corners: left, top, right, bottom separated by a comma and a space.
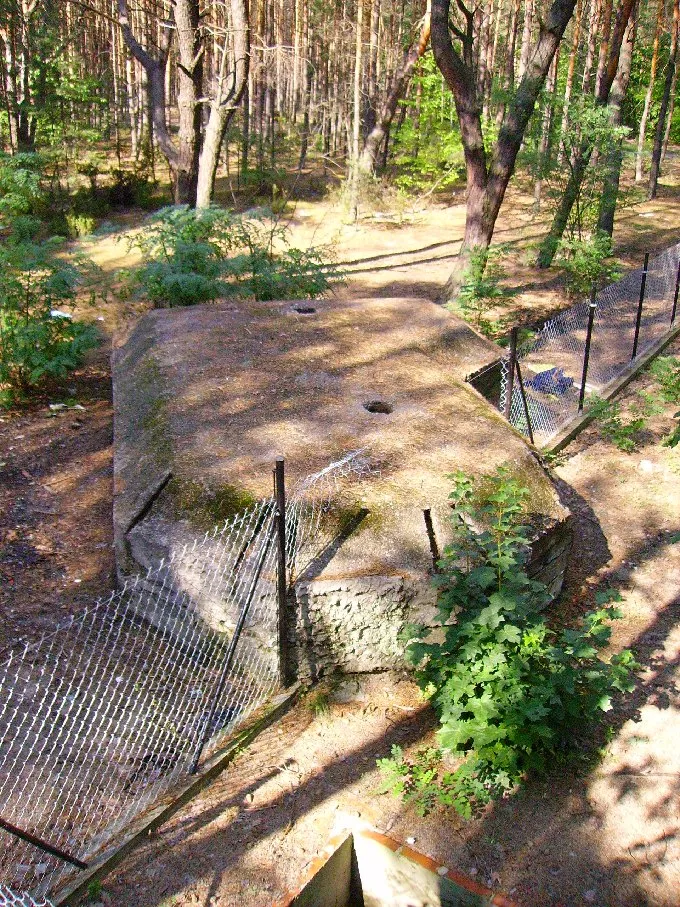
597, 9, 636, 234
431, 0, 578, 300
649, 0, 679, 197
635, 0, 664, 181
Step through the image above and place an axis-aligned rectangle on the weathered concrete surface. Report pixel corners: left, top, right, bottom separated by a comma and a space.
113, 297, 572, 673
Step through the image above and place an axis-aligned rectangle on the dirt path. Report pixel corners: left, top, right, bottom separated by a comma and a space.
99, 339, 680, 907
0, 167, 679, 903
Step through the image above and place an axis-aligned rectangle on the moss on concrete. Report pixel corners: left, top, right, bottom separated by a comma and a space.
164, 477, 257, 531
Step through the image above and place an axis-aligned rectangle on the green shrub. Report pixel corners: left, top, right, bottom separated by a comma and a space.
454, 247, 509, 337
664, 413, 680, 448
649, 356, 680, 404
66, 212, 97, 238
0, 152, 46, 220
0, 238, 98, 405
378, 467, 637, 817
556, 231, 622, 301
128, 204, 342, 307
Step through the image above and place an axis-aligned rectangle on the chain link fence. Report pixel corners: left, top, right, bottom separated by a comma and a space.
0, 451, 370, 900
0, 887, 53, 907
498, 243, 680, 445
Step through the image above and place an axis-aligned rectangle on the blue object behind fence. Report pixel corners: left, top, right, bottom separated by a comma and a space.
525, 367, 574, 396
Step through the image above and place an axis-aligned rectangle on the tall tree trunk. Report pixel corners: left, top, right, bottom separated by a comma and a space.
635, 0, 664, 181
557, 0, 582, 164
118, 0, 202, 205
649, 0, 679, 197
358, 3, 431, 174
534, 49, 560, 208
581, 0, 600, 93
196, 0, 250, 208
431, 0, 578, 300
537, 0, 636, 267
662, 61, 678, 161
518, 0, 535, 81
349, 0, 364, 221
597, 9, 636, 234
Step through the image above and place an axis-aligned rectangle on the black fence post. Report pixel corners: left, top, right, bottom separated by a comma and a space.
0, 816, 88, 870
274, 457, 291, 688
504, 326, 518, 422
422, 508, 440, 572
672, 259, 680, 327
631, 252, 649, 360
514, 359, 535, 445
579, 294, 597, 412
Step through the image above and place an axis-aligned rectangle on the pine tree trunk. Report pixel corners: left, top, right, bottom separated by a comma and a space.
195, 0, 250, 208
635, 0, 664, 182
432, 0, 578, 300
597, 11, 636, 234
649, 0, 679, 197
557, 0, 582, 164
538, 0, 636, 267
349, 0, 364, 221
358, 3, 431, 175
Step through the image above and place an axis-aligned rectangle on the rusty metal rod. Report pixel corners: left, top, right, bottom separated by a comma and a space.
578, 297, 597, 412
274, 457, 290, 688
671, 259, 680, 326
0, 816, 88, 870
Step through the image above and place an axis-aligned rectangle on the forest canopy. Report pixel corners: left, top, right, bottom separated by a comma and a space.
0, 0, 677, 302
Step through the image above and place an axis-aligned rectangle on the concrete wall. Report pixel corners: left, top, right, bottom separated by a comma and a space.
289, 515, 573, 681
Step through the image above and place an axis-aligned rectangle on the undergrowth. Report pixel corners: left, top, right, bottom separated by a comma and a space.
377, 467, 637, 818
124, 204, 342, 307
587, 356, 680, 451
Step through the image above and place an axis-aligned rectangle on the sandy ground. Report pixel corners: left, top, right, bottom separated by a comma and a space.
99, 337, 680, 907
1, 161, 679, 905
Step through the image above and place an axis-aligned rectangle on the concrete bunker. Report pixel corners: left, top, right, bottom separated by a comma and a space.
113, 296, 572, 678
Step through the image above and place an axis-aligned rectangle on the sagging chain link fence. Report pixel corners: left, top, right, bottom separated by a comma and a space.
498, 243, 680, 445
0, 451, 371, 900
0, 888, 53, 907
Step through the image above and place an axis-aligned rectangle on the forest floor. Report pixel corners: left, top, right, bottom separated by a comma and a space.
0, 155, 679, 905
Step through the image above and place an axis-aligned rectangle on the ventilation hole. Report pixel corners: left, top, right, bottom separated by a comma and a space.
293, 305, 316, 314
363, 400, 394, 414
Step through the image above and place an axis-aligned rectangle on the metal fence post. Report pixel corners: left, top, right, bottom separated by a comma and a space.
504, 326, 518, 421
631, 252, 649, 360
514, 359, 535, 445
422, 508, 440, 571
274, 457, 291, 688
671, 259, 680, 326
579, 294, 597, 412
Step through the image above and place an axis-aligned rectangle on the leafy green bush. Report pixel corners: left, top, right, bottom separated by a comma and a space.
0, 152, 46, 221
454, 247, 508, 336
66, 212, 97, 238
392, 53, 465, 194
128, 205, 342, 307
649, 356, 680, 404
556, 231, 621, 301
378, 467, 636, 817
0, 238, 98, 405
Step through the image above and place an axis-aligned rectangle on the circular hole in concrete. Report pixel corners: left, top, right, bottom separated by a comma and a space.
293, 305, 317, 314
363, 400, 394, 414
